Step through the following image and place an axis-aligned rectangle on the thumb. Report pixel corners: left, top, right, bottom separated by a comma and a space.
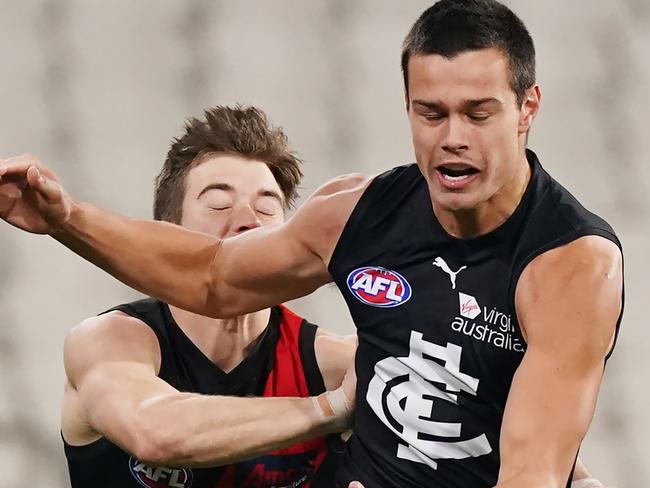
348, 482, 365, 488
26, 166, 62, 204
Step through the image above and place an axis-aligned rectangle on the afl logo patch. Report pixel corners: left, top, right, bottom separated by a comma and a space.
129, 457, 193, 487
347, 266, 412, 308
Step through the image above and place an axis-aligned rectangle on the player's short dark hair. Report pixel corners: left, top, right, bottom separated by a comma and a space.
401, 0, 536, 105
154, 105, 303, 223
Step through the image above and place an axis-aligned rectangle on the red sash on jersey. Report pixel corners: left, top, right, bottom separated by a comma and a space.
213, 305, 329, 488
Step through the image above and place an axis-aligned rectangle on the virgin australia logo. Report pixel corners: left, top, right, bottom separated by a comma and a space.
458, 292, 481, 319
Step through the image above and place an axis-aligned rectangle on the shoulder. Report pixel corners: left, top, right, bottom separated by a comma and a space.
314, 329, 357, 391
295, 173, 372, 224
517, 235, 622, 294
515, 157, 620, 261
310, 173, 371, 197
288, 173, 373, 264
64, 310, 159, 353
515, 235, 623, 351
64, 311, 161, 387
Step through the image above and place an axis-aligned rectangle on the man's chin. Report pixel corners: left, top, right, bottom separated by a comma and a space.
433, 193, 480, 214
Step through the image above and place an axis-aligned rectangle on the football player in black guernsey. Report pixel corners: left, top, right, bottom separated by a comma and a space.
10, 106, 358, 488
0, 2, 623, 488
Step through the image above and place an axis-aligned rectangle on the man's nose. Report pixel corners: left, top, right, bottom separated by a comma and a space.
441, 115, 469, 154
231, 204, 262, 234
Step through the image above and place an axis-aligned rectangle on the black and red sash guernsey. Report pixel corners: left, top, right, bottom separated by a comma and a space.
214, 306, 330, 488
64, 300, 332, 488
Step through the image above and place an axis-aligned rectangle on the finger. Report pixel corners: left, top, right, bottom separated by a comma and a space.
26, 166, 61, 204
348, 482, 365, 488
0, 155, 40, 178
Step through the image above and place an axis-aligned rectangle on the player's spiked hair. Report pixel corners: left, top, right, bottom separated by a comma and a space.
154, 105, 303, 223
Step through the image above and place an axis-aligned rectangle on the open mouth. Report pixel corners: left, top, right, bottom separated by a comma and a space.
437, 165, 480, 182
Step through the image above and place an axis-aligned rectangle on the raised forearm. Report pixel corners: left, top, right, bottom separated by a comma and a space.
54, 200, 222, 316
134, 392, 342, 467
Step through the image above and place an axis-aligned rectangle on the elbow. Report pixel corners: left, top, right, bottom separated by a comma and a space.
202, 254, 240, 319
131, 427, 232, 468
203, 282, 241, 319
131, 416, 187, 466
200, 240, 234, 319
200, 239, 263, 319
131, 400, 197, 466
203, 293, 238, 319
131, 401, 232, 467
203, 257, 251, 318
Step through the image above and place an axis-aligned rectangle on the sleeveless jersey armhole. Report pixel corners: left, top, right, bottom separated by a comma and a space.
299, 322, 350, 488
298, 321, 327, 396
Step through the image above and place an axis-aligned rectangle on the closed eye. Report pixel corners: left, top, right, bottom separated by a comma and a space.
423, 112, 445, 121
468, 112, 490, 121
255, 195, 283, 217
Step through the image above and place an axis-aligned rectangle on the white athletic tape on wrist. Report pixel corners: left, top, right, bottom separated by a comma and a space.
571, 478, 604, 488
312, 389, 352, 422
311, 396, 328, 423
325, 388, 352, 417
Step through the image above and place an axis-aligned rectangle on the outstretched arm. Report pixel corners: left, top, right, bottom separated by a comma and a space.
63, 312, 355, 467
0, 155, 369, 317
495, 236, 622, 488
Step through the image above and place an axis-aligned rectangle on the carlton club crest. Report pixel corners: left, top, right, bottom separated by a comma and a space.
366, 331, 492, 469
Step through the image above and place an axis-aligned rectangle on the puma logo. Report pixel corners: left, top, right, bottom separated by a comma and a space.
432, 257, 467, 290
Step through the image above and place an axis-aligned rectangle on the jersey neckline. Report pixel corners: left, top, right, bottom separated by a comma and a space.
160, 303, 281, 381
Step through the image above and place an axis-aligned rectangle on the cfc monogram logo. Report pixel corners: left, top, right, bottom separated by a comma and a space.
366, 331, 492, 469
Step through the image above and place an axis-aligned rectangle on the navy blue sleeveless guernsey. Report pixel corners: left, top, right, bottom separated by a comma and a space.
328, 150, 623, 488
64, 300, 334, 488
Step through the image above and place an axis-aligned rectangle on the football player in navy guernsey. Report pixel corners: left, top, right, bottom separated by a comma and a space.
0, 1, 623, 488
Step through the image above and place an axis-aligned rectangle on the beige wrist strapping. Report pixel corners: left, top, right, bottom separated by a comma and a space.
312, 389, 352, 422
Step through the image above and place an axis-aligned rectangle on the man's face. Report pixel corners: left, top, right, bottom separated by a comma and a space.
407, 47, 535, 212
180, 154, 285, 238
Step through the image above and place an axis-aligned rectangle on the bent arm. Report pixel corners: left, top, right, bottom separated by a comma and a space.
1, 156, 369, 317
55, 202, 324, 318
55, 176, 368, 318
64, 313, 349, 467
495, 236, 622, 488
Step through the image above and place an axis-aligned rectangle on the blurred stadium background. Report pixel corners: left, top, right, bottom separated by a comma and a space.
0, 1, 648, 486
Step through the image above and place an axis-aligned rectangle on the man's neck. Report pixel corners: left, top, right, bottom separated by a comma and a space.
168, 305, 272, 373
